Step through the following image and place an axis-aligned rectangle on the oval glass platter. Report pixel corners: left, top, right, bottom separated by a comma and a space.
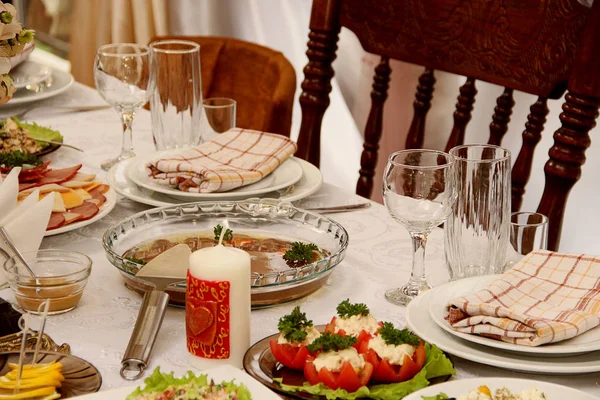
243, 326, 454, 400
103, 200, 349, 308
0, 351, 102, 398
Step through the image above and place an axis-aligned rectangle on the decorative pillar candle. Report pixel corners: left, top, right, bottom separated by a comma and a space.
186, 243, 251, 369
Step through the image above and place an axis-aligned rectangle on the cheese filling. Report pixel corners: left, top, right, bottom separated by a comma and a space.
312, 348, 365, 373
367, 335, 415, 366
277, 326, 321, 346
334, 314, 379, 336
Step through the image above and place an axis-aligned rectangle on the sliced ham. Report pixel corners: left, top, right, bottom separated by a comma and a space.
88, 188, 106, 206
47, 213, 66, 230
18, 182, 37, 192
37, 164, 82, 185
91, 183, 110, 194
68, 201, 99, 221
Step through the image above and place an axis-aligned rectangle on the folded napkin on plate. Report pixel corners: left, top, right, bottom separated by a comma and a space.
446, 250, 600, 346
146, 128, 297, 193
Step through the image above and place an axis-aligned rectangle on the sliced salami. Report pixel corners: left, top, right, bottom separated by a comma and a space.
37, 164, 82, 185
47, 213, 66, 230
68, 201, 99, 221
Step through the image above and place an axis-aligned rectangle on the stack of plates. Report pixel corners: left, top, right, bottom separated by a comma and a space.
6, 60, 74, 105
406, 275, 600, 374
107, 151, 323, 207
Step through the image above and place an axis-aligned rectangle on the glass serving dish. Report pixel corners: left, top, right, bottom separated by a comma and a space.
102, 200, 349, 308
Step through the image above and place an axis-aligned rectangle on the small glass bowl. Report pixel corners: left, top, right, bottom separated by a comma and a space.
3, 250, 92, 315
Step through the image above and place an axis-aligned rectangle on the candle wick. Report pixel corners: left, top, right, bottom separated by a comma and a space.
218, 220, 229, 246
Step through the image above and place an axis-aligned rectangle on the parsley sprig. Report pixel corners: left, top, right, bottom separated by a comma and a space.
336, 299, 370, 318
278, 306, 314, 342
0, 151, 41, 168
283, 242, 318, 267
378, 322, 420, 346
307, 331, 357, 353
213, 224, 233, 241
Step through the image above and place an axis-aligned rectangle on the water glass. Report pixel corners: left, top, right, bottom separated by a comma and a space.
201, 97, 236, 142
149, 40, 203, 150
506, 212, 549, 267
383, 150, 456, 305
444, 144, 511, 280
94, 43, 154, 170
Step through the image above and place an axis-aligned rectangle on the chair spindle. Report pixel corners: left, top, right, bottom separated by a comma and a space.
445, 77, 478, 153
405, 69, 436, 149
538, 91, 600, 250
357, 56, 392, 198
511, 97, 549, 212
488, 88, 515, 146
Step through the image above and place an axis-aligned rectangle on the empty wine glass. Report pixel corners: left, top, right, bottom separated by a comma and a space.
94, 43, 155, 170
383, 150, 456, 305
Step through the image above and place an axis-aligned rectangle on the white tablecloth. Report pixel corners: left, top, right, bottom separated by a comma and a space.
1, 83, 599, 396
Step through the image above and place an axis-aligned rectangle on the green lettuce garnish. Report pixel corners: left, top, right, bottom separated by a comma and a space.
12, 117, 63, 146
422, 394, 449, 400
126, 367, 251, 400
273, 343, 455, 400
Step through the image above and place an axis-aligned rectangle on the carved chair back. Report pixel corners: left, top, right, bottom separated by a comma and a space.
296, 0, 600, 250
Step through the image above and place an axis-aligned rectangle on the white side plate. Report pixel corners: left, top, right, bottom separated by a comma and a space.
4, 69, 74, 105
10, 60, 52, 89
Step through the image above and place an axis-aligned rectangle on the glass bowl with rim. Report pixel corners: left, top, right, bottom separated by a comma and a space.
3, 249, 92, 315
102, 200, 349, 308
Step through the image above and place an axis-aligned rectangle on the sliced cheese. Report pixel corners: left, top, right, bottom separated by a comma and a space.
61, 180, 94, 189
72, 172, 96, 182
41, 192, 66, 213
62, 212, 82, 224
61, 190, 84, 209
19, 184, 70, 196
73, 188, 92, 200
83, 182, 101, 191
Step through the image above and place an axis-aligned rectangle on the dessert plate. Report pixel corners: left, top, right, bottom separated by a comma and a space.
10, 60, 52, 89
128, 151, 303, 201
428, 275, 600, 356
7, 69, 74, 105
406, 289, 600, 374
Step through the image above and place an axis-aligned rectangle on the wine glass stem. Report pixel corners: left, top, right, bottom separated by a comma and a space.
409, 232, 429, 287
120, 110, 135, 157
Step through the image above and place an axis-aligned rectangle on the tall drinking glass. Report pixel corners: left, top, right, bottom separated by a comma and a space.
444, 144, 511, 280
149, 40, 202, 150
383, 150, 456, 305
201, 97, 236, 142
94, 43, 154, 170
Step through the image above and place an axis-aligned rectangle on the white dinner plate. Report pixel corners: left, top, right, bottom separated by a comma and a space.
428, 275, 600, 356
4, 69, 74, 105
404, 377, 598, 400
77, 364, 281, 400
44, 187, 117, 236
405, 289, 600, 374
111, 157, 322, 206
10, 60, 52, 89
128, 150, 304, 200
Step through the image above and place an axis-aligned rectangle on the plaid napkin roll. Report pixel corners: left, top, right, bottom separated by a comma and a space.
446, 250, 600, 346
146, 128, 297, 193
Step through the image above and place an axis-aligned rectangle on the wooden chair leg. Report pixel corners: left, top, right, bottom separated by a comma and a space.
296, 27, 340, 167
445, 77, 477, 153
357, 57, 392, 198
537, 91, 600, 250
488, 88, 515, 146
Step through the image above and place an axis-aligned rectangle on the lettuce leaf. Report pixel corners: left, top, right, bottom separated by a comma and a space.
273, 343, 455, 400
125, 367, 251, 400
12, 117, 63, 146
422, 394, 449, 400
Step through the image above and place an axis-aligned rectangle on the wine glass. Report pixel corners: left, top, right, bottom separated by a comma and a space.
383, 149, 456, 305
94, 43, 155, 170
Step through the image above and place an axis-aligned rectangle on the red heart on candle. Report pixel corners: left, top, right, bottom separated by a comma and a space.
188, 303, 214, 336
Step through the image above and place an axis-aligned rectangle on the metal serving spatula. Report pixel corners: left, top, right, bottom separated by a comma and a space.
121, 244, 191, 380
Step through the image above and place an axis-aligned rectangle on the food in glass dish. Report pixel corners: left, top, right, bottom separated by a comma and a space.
122, 225, 329, 275
272, 299, 455, 400
0, 361, 64, 400
126, 368, 251, 400
270, 306, 321, 370
423, 385, 548, 400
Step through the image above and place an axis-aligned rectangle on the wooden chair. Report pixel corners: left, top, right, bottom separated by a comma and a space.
151, 36, 297, 137
295, 0, 600, 251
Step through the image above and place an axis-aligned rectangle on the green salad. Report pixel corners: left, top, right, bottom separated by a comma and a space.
126, 368, 252, 400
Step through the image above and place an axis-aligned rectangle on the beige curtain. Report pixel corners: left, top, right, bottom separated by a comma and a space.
70, 0, 170, 87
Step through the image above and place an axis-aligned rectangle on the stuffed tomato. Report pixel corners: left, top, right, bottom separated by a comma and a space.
304, 332, 373, 393
358, 322, 426, 383
325, 299, 380, 349
270, 306, 320, 370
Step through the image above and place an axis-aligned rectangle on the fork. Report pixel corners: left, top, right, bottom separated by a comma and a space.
8, 105, 111, 120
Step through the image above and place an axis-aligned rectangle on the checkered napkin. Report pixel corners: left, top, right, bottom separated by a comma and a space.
446, 250, 600, 346
145, 128, 297, 193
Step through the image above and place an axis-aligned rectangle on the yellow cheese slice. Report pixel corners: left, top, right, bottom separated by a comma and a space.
41, 192, 66, 213
61, 190, 84, 209
72, 172, 96, 182
83, 182, 101, 191
61, 180, 94, 189
73, 188, 92, 200
19, 184, 69, 196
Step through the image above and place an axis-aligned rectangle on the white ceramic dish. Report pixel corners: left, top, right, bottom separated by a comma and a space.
110, 157, 322, 206
77, 364, 281, 400
428, 275, 600, 356
10, 60, 52, 89
405, 289, 600, 374
404, 377, 598, 400
127, 150, 304, 201
44, 187, 116, 236
7, 69, 74, 105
